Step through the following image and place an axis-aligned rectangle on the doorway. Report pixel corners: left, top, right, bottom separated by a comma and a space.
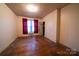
43, 22, 45, 36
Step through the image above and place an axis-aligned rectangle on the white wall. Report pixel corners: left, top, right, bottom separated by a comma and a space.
60, 4, 79, 51
0, 4, 17, 53
17, 16, 42, 37
17, 16, 23, 37
39, 21, 43, 35
42, 10, 57, 42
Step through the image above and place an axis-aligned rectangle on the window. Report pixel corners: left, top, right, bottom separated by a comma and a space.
23, 18, 38, 34
27, 20, 34, 33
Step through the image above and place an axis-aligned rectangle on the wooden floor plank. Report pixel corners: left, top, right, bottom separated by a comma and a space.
0, 35, 79, 56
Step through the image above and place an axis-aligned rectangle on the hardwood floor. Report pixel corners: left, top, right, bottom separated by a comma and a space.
0, 35, 79, 56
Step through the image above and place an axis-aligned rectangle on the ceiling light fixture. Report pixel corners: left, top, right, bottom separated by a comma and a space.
26, 4, 38, 12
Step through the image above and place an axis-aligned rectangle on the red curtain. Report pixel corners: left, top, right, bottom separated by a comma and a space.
34, 19, 38, 33
23, 18, 28, 34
